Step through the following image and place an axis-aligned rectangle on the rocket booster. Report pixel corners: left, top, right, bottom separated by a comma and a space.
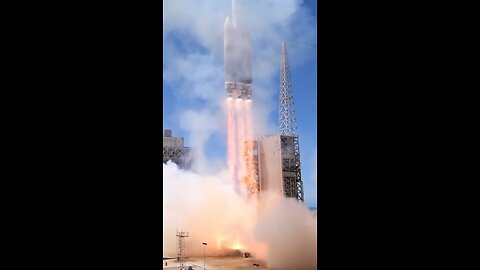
224, 0, 252, 100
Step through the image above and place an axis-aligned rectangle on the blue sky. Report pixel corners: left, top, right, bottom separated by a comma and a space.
163, 0, 317, 207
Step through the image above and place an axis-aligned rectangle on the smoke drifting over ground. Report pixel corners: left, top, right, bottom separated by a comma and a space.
163, 162, 317, 269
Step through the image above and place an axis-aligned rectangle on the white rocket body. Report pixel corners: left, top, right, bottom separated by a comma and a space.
224, 0, 252, 100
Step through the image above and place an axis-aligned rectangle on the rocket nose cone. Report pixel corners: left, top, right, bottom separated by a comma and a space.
224, 16, 231, 28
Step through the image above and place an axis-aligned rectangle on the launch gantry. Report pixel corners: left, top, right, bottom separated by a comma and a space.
278, 42, 304, 202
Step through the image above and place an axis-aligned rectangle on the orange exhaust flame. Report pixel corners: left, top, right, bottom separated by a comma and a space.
226, 99, 237, 187
227, 97, 256, 198
231, 243, 243, 250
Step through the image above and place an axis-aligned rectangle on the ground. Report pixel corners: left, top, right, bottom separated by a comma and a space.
163, 256, 269, 270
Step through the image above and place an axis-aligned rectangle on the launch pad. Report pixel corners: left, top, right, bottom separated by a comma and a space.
163, 256, 268, 270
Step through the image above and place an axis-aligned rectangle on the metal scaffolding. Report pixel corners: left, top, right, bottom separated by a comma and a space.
280, 136, 303, 201
162, 147, 193, 169
163, 129, 193, 169
278, 42, 304, 202
176, 231, 189, 270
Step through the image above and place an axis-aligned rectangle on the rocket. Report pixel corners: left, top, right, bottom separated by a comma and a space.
224, 0, 253, 100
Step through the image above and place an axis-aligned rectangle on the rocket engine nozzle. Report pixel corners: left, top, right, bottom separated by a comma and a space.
226, 82, 252, 100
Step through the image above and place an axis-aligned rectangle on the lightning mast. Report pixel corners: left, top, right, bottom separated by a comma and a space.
279, 41, 297, 136
278, 41, 304, 201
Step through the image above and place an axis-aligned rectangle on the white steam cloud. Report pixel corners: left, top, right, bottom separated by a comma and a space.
163, 162, 317, 269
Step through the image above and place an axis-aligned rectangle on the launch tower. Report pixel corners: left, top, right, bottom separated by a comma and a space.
254, 42, 304, 202
276, 42, 303, 201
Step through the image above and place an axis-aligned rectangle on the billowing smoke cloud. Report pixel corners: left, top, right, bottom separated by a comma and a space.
163, 162, 253, 257
255, 193, 317, 269
179, 108, 223, 174
163, 162, 317, 269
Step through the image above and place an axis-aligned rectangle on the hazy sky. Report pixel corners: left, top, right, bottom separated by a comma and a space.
163, 0, 317, 207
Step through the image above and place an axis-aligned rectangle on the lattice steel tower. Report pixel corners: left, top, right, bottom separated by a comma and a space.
176, 231, 189, 270
279, 41, 297, 136
278, 41, 304, 201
